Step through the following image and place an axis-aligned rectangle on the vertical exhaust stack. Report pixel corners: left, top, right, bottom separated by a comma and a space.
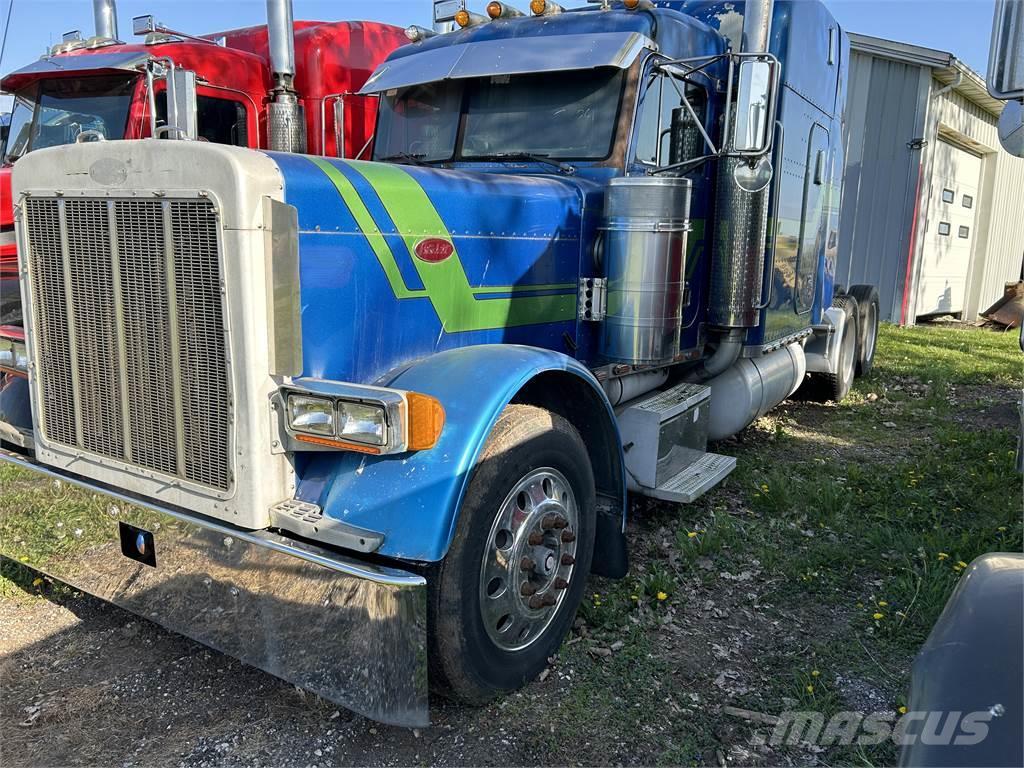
266, 0, 307, 153
708, 0, 774, 330
92, 0, 119, 40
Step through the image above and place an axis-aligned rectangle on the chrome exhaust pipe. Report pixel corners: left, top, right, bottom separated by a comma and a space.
708, 0, 775, 329
92, 0, 118, 39
265, 0, 306, 153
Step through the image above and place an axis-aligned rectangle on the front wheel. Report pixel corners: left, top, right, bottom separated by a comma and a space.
428, 404, 596, 703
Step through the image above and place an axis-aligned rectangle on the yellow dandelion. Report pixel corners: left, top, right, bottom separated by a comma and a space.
878, 600, 888, 607
811, 670, 820, 678
937, 552, 949, 561
998, 526, 1007, 532
687, 531, 698, 539
19, 556, 28, 562
594, 600, 602, 606
873, 612, 884, 620
898, 706, 907, 715
631, 594, 639, 601
32, 577, 42, 587
957, 561, 968, 569
806, 684, 814, 694
656, 591, 668, 602
760, 483, 770, 493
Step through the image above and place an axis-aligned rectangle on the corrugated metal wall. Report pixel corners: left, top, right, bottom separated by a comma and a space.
928, 87, 1024, 318
838, 52, 931, 321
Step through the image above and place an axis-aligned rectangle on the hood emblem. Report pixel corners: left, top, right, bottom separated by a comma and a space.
414, 238, 454, 263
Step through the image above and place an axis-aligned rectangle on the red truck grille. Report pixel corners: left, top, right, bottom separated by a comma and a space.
22, 197, 232, 492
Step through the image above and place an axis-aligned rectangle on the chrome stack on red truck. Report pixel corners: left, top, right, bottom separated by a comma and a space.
1, 0, 881, 726
0, 0, 408, 445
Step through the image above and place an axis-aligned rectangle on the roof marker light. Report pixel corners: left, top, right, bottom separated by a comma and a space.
486, 2, 525, 19
530, 0, 564, 15
404, 25, 437, 42
622, 0, 654, 8
455, 8, 488, 27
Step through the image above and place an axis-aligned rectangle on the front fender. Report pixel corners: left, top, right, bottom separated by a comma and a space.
294, 345, 624, 562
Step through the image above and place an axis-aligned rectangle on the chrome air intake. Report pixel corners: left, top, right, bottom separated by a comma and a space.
600, 176, 692, 365
23, 197, 232, 491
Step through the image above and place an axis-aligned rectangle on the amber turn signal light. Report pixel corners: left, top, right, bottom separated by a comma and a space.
406, 392, 446, 451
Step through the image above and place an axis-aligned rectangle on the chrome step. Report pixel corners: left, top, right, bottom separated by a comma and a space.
643, 452, 736, 504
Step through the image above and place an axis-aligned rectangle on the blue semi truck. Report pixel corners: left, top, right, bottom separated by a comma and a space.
1, 0, 879, 726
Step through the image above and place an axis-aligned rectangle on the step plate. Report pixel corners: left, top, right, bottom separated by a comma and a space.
644, 452, 737, 504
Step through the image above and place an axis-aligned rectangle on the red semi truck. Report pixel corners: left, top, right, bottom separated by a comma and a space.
0, 0, 407, 447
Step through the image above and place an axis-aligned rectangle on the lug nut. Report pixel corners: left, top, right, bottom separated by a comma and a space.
541, 513, 568, 531
520, 556, 536, 572
554, 577, 569, 590
560, 529, 576, 543
528, 531, 545, 546
530, 592, 557, 609
521, 581, 538, 596
561, 553, 575, 566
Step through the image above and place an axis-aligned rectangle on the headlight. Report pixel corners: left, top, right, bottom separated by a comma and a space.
337, 401, 386, 446
280, 381, 445, 455
287, 394, 335, 436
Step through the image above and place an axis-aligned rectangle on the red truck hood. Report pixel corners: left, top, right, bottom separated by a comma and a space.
1, 166, 12, 229
1, 166, 16, 275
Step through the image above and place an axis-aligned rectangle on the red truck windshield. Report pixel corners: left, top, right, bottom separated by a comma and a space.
373, 68, 625, 164
3, 75, 135, 163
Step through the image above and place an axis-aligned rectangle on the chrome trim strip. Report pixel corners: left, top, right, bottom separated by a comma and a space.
0, 448, 429, 727
107, 200, 134, 463
162, 201, 188, 477
56, 199, 84, 448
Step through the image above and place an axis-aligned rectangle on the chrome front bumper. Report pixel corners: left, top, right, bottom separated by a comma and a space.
0, 449, 429, 727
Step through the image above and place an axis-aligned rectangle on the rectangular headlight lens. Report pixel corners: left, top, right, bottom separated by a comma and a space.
287, 394, 336, 436
337, 400, 387, 446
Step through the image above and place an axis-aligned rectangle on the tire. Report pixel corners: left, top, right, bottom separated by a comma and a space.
847, 284, 880, 377
428, 404, 596, 703
799, 295, 858, 403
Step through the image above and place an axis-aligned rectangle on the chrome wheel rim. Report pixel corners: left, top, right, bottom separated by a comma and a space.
863, 303, 877, 363
478, 467, 579, 652
841, 318, 857, 386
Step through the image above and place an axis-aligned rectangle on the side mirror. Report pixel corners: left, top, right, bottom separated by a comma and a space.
165, 68, 198, 140
988, 0, 1024, 100
997, 99, 1024, 158
729, 57, 778, 155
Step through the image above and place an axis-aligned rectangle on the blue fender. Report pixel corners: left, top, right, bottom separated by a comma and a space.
294, 344, 626, 563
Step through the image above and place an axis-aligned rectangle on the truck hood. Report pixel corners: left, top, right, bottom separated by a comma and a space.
272, 154, 602, 383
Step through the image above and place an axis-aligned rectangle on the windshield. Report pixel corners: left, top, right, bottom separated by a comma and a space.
373, 68, 625, 163
3, 75, 135, 163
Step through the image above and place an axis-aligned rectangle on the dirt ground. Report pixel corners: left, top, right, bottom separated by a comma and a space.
2, 323, 1021, 767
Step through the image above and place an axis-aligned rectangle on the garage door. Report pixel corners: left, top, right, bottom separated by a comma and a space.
916, 139, 982, 316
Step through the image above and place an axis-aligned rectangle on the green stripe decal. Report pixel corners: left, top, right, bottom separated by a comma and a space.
308, 158, 426, 299
308, 157, 577, 333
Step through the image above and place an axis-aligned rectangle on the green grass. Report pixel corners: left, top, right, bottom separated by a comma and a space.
562, 323, 1022, 765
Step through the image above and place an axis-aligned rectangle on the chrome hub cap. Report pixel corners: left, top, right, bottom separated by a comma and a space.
478, 467, 579, 652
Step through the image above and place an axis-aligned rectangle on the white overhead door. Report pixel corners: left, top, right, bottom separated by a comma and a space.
916, 139, 982, 316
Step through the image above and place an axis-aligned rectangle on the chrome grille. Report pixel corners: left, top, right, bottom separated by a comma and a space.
23, 197, 232, 491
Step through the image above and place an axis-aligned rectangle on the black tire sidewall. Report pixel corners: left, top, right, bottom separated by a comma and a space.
430, 408, 596, 701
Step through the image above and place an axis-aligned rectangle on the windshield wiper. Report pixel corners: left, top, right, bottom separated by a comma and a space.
376, 152, 437, 167
474, 152, 576, 176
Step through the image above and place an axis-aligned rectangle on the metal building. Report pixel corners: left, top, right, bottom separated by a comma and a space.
838, 33, 1024, 324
